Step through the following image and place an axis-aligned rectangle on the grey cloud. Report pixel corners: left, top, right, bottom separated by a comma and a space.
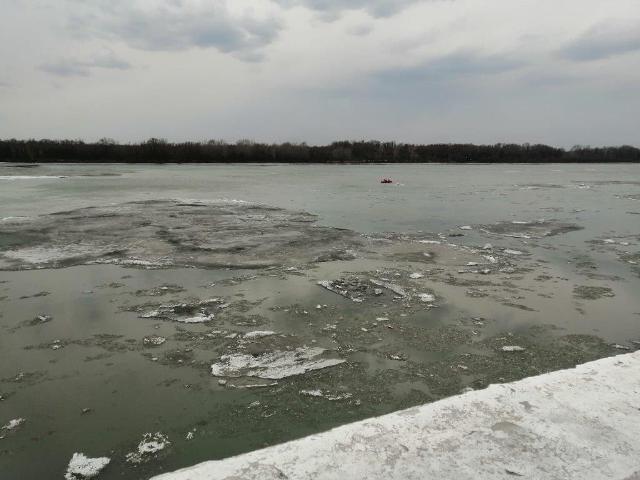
68, 1, 282, 58
561, 21, 640, 61
275, 0, 421, 17
372, 51, 523, 86
39, 51, 131, 77
291, 51, 523, 114
347, 23, 374, 36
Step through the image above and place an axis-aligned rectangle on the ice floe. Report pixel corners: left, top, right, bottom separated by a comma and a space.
177, 313, 215, 324
143, 335, 167, 347
300, 389, 353, 401
2, 418, 25, 431
210, 347, 345, 380
64, 453, 110, 480
126, 432, 171, 464
243, 331, 276, 339
417, 293, 435, 303
370, 279, 407, 298
501, 346, 526, 352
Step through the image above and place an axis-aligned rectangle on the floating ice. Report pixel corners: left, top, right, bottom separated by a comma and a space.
504, 249, 524, 256
317, 280, 362, 302
409, 273, 424, 279
64, 453, 110, 480
418, 293, 435, 303
2, 418, 25, 431
459, 226, 472, 230
370, 279, 407, 298
300, 389, 353, 401
300, 389, 323, 397
177, 313, 215, 324
502, 346, 526, 352
0, 175, 67, 180
3, 246, 101, 265
143, 335, 167, 346
126, 432, 171, 464
210, 347, 345, 380
243, 331, 276, 339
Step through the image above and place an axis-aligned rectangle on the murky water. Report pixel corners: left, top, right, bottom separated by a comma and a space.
1, 163, 639, 479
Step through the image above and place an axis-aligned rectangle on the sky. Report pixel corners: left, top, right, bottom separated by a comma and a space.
1, 0, 639, 147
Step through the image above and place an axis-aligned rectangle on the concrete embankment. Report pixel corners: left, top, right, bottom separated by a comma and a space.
154, 351, 640, 480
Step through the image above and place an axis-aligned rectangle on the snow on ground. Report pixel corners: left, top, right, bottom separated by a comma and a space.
155, 352, 640, 480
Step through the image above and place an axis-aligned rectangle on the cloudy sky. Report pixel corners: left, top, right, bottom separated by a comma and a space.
1, 0, 639, 146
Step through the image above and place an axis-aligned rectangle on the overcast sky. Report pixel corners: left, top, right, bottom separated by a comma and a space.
1, 0, 639, 146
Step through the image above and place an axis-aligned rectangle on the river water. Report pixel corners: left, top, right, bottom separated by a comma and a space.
1, 163, 639, 479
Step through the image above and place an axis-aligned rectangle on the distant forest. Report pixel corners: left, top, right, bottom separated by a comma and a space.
1, 138, 639, 163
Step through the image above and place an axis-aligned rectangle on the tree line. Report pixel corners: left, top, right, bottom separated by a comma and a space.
1, 138, 638, 163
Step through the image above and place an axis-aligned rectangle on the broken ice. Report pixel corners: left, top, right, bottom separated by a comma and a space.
65, 453, 110, 480
210, 347, 345, 380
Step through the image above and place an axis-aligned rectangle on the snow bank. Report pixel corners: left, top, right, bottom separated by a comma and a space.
155, 352, 640, 480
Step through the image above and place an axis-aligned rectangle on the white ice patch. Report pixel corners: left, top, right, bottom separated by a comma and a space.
126, 432, 171, 464
317, 280, 362, 302
459, 226, 472, 230
0, 216, 31, 223
504, 249, 524, 256
210, 348, 345, 380
64, 453, 111, 480
177, 313, 215, 324
2, 418, 25, 431
370, 279, 407, 298
502, 346, 526, 352
409, 273, 424, 279
173, 198, 250, 206
243, 331, 276, 339
2, 245, 100, 264
143, 335, 167, 346
300, 389, 353, 401
0, 175, 67, 180
99, 257, 173, 267
418, 293, 435, 303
